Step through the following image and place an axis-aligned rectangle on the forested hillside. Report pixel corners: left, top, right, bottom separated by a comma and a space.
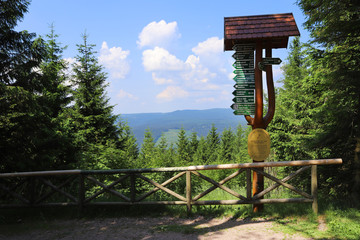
121, 108, 248, 144
0, 0, 359, 206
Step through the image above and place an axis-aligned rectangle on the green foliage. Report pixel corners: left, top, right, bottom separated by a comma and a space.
0, 1, 75, 172
175, 128, 191, 165
71, 33, 118, 147
325, 208, 360, 240
268, 0, 360, 203
137, 129, 156, 168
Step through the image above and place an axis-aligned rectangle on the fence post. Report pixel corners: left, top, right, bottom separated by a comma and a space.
311, 165, 318, 214
78, 173, 85, 217
28, 177, 36, 206
246, 169, 252, 199
130, 173, 136, 203
186, 171, 192, 215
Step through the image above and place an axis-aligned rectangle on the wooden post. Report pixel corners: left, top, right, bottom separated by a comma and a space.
254, 41, 264, 128
246, 169, 252, 199
311, 165, 318, 214
252, 41, 264, 212
186, 171, 192, 215
130, 174, 136, 203
28, 177, 36, 206
78, 174, 85, 217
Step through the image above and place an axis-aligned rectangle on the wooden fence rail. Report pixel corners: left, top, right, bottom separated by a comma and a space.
0, 159, 342, 214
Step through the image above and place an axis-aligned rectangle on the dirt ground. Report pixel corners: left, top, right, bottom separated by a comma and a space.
0, 216, 311, 240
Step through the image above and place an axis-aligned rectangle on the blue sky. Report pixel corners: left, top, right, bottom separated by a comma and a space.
17, 0, 309, 114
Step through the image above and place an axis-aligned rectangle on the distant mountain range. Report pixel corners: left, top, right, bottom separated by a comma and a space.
120, 108, 248, 145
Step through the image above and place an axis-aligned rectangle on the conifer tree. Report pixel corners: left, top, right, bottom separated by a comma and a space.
0, 0, 58, 172
217, 128, 235, 164
193, 136, 207, 165
267, 37, 313, 162
71, 33, 118, 146
153, 134, 174, 167
70, 33, 122, 169
189, 132, 199, 158
296, 0, 360, 202
176, 128, 191, 165
40, 24, 71, 118
205, 124, 220, 164
137, 129, 156, 168
233, 124, 250, 163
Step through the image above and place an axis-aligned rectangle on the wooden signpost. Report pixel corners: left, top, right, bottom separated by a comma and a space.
224, 13, 300, 212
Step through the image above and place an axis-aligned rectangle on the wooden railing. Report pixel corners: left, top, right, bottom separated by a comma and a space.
0, 159, 342, 214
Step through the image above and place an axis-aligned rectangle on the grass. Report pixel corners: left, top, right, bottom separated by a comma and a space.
271, 207, 360, 240
152, 224, 207, 235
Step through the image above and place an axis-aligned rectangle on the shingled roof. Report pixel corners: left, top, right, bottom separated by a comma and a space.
224, 13, 300, 50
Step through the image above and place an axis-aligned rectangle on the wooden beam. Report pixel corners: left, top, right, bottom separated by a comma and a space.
0, 159, 343, 177
253, 166, 311, 199
137, 174, 186, 202
193, 169, 244, 201
252, 168, 312, 199
191, 171, 247, 200
85, 176, 130, 202
263, 45, 275, 128
136, 171, 186, 202
36, 175, 78, 204
312, 165, 318, 214
84, 174, 130, 203
38, 177, 77, 203
192, 198, 313, 205
186, 171, 192, 214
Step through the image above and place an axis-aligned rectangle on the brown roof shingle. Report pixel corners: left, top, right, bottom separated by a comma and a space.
224, 13, 300, 50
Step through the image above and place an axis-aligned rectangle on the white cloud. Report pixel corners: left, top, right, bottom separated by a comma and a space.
192, 37, 223, 56
182, 54, 219, 90
99, 41, 130, 79
117, 89, 138, 100
62, 57, 77, 87
196, 97, 216, 103
64, 57, 76, 65
152, 73, 173, 85
137, 20, 180, 48
139, 35, 234, 106
156, 86, 189, 101
142, 47, 184, 71
273, 65, 284, 79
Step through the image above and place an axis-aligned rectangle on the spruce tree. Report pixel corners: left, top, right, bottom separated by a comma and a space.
267, 37, 314, 162
40, 24, 71, 118
296, 0, 360, 202
233, 124, 250, 163
0, 0, 60, 172
176, 128, 190, 165
137, 129, 156, 168
217, 128, 235, 164
70, 33, 121, 169
205, 124, 220, 164
193, 136, 207, 165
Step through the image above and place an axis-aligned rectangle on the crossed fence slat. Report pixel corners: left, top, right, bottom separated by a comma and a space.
85, 176, 131, 202
253, 166, 311, 199
191, 170, 247, 201
193, 169, 244, 201
35, 176, 78, 204
84, 175, 130, 203
0, 159, 342, 214
136, 171, 186, 202
38, 177, 78, 203
0, 183, 30, 204
137, 174, 187, 202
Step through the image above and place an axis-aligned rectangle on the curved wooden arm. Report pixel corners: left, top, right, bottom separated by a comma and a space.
264, 46, 275, 128
253, 41, 264, 129
245, 115, 254, 125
